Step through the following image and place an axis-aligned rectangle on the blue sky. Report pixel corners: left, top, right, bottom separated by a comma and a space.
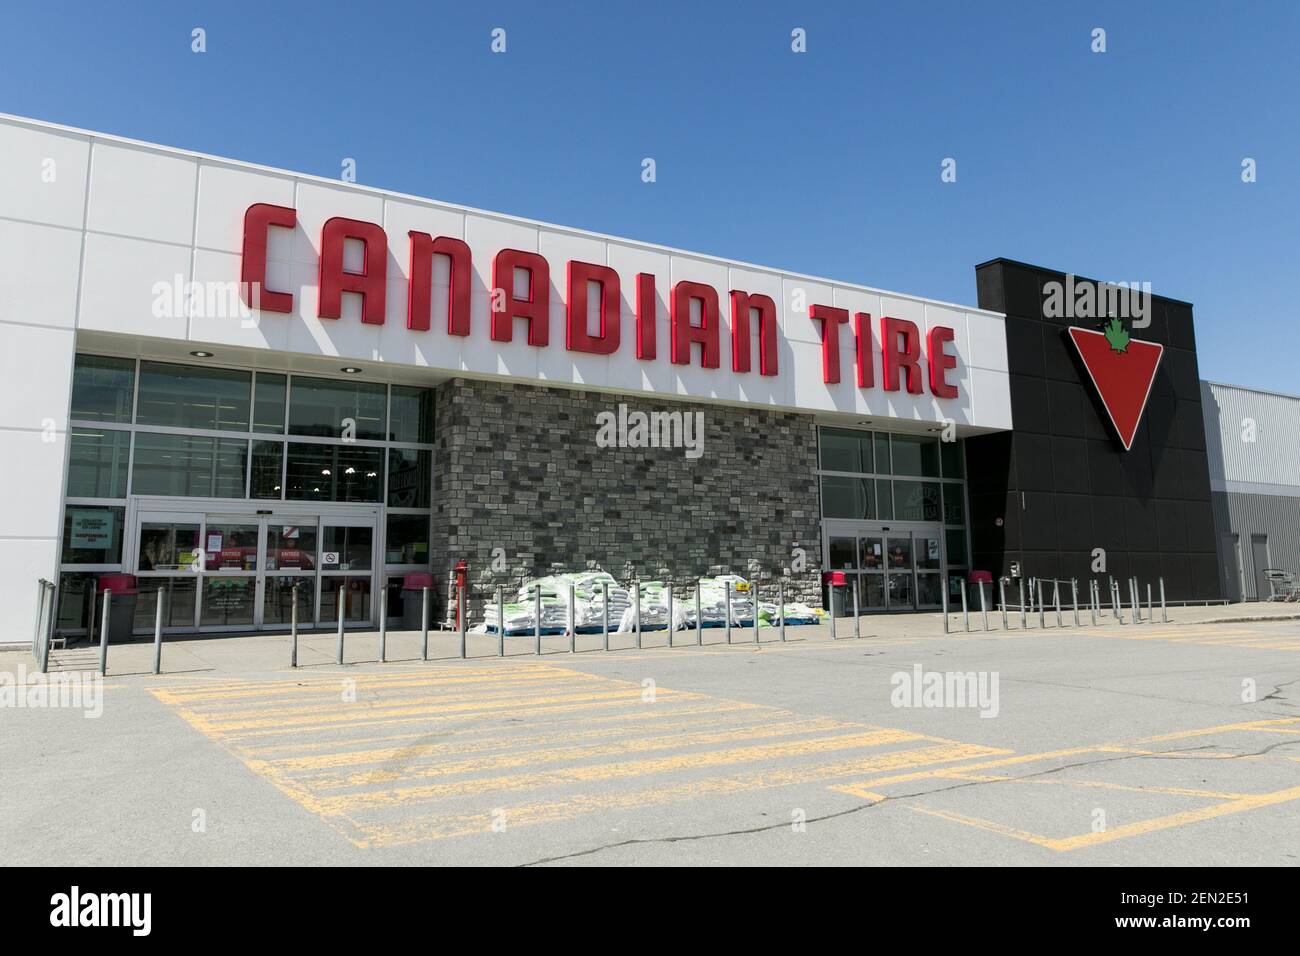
3, 1, 1296, 392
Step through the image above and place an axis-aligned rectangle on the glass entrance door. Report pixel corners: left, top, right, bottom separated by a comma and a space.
131, 509, 376, 632
318, 518, 376, 628
823, 523, 946, 613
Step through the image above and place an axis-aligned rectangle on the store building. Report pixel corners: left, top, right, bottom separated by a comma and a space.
1201, 381, 1300, 601
1, 112, 1274, 644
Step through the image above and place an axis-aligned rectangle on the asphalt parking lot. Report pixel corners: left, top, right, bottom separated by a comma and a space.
3, 608, 1298, 866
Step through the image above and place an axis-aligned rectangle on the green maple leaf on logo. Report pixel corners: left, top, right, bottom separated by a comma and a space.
1103, 317, 1130, 353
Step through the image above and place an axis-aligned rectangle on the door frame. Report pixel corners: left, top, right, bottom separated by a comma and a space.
822, 518, 947, 613
125, 496, 381, 632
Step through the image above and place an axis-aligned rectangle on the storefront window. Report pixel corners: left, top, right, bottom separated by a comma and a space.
387, 449, 431, 508
385, 514, 429, 564
820, 427, 871, 473
821, 476, 872, 519
893, 480, 942, 522
61, 506, 124, 564
285, 443, 383, 502
890, 435, 940, 477
876, 478, 894, 520
252, 372, 287, 433
250, 441, 283, 499
288, 376, 386, 440
132, 433, 247, 498
942, 483, 966, 525
66, 429, 130, 498
136, 361, 251, 431
69, 355, 135, 423
389, 386, 435, 444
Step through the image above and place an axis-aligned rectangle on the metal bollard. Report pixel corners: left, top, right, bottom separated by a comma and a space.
999, 579, 1008, 631
534, 587, 542, 656
152, 587, 164, 675
960, 580, 969, 632
1089, 580, 1097, 627
1038, 579, 1045, 629
941, 576, 949, 634
1019, 579, 1026, 630
725, 581, 733, 644
34, 581, 49, 673
1054, 581, 1062, 628
778, 580, 786, 642
379, 586, 388, 663
634, 581, 642, 650
498, 587, 505, 657
667, 581, 675, 648
459, 583, 467, 658
40, 583, 53, 675
695, 579, 703, 646
1159, 577, 1168, 623
98, 589, 111, 676
1071, 579, 1080, 628
852, 578, 860, 640
421, 587, 430, 661
1146, 583, 1153, 624
1129, 579, 1139, 626
601, 581, 610, 652
336, 585, 345, 664
290, 582, 299, 668
979, 580, 989, 632
829, 586, 837, 640
753, 580, 760, 644
568, 584, 576, 653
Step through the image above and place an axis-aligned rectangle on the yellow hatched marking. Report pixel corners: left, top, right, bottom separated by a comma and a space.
349, 741, 1006, 848
150, 663, 1006, 848
311, 727, 929, 813
293, 715, 858, 789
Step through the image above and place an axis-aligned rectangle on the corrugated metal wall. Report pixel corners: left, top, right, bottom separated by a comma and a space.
1211, 491, 1300, 600
1202, 382, 1300, 600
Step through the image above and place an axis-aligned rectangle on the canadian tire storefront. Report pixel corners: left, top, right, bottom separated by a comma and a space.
0, 114, 1231, 643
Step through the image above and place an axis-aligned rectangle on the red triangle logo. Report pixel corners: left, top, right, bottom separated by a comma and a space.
1067, 325, 1164, 451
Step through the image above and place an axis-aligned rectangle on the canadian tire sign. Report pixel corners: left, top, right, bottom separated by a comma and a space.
1067, 320, 1164, 452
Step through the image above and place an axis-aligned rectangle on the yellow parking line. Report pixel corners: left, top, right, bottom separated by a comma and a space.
181, 687, 702, 736
911, 785, 1300, 852
349, 741, 1006, 847
281, 716, 859, 789
312, 727, 930, 813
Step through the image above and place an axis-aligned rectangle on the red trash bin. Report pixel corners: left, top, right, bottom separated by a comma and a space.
96, 573, 139, 642
401, 572, 435, 629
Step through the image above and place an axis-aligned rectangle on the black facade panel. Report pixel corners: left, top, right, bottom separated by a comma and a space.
1046, 379, 1090, 438
1009, 373, 1051, 434
1014, 433, 1055, 490
1091, 495, 1128, 553
1051, 437, 1091, 495
968, 260, 1222, 601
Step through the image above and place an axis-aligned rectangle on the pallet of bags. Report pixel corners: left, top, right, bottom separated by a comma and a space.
756, 601, 824, 627
472, 601, 537, 635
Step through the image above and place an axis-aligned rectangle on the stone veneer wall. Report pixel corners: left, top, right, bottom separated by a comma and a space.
430, 378, 824, 621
